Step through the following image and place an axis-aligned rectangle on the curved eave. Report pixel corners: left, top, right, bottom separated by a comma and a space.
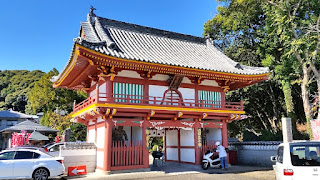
53, 45, 97, 89
54, 44, 270, 89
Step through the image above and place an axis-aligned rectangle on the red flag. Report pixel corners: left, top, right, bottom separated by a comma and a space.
55, 136, 60, 143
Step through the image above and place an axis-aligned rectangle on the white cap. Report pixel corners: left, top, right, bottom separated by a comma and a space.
215, 141, 220, 146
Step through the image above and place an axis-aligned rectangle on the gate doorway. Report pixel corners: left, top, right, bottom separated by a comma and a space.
110, 126, 145, 170
165, 128, 196, 164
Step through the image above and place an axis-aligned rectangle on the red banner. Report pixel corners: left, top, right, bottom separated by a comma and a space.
11, 132, 31, 148
311, 119, 320, 141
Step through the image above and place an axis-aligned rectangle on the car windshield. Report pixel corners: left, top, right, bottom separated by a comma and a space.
290, 143, 320, 166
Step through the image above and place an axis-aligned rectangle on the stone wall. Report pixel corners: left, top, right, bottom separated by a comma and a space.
228, 141, 281, 167
60, 142, 97, 173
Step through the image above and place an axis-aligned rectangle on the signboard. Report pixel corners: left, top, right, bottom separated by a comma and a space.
311, 119, 320, 141
197, 128, 202, 148
68, 165, 87, 176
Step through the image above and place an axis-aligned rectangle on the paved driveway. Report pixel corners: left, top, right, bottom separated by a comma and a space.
64, 169, 275, 180
62, 156, 274, 180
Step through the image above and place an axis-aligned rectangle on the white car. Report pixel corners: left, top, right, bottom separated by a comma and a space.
0, 149, 64, 180
46, 142, 64, 157
271, 141, 320, 180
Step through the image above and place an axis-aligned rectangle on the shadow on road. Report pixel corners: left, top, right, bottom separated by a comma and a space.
150, 161, 272, 175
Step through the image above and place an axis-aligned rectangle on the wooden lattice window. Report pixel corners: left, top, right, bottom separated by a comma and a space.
198, 90, 221, 108
113, 82, 143, 103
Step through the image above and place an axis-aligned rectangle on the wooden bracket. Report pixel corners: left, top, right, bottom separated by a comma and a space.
147, 110, 155, 120
98, 73, 116, 81
169, 75, 184, 90
202, 113, 208, 119
109, 108, 117, 119
88, 59, 94, 65
191, 77, 204, 84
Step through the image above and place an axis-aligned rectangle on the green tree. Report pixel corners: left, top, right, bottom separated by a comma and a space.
27, 68, 87, 141
265, 0, 320, 138
203, 0, 308, 139
26, 68, 86, 114
204, 0, 285, 137
0, 70, 44, 112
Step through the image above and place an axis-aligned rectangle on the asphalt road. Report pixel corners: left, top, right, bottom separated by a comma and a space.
64, 169, 275, 180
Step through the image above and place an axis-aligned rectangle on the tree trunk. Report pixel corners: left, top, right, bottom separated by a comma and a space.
317, 79, 320, 121
281, 80, 297, 136
301, 63, 312, 139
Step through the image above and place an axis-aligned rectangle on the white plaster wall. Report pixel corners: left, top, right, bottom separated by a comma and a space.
181, 77, 192, 84
117, 70, 143, 79
132, 126, 142, 141
180, 149, 195, 163
199, 79, 219, 87
96, 127, 105, 148
150, 74, 170, 81
180, 129, 194, 146
149, 85, 168, 104
99, 82, 106, 102
166, 130, 178, 146
89, 90, 96, 98
88, 129, 95, 143
166, 148, 178, 161
206, 128, 222, 141
96, 151, 104, 168
88, 120, 95, 125
178, 88, 195, 104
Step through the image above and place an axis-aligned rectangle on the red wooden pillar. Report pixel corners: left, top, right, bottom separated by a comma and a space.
142, 118, 149, 168
194, 119, 201, 165
194, 80, 199, 107
86, 126, 89, 142
221, 91, 226, 109
103, 118, 113, 172
105, 77, 113, 103
221, 119, 229, 163
143, 76, 149, 104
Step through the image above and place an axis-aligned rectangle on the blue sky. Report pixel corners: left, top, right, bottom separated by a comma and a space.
0, 0, 219, 73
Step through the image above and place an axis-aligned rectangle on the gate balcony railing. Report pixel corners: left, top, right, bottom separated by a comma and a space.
73, 92, 243, 113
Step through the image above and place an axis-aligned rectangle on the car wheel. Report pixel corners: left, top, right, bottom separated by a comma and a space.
202, 162, 209, 170
33, 168, 49, 180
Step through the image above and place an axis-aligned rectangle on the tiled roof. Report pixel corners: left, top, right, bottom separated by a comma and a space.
0, 120, 58, 133
29, 131, 49, 141
75, 15, 268, 75
52, 13, 269, 83
0, 110, 38, 119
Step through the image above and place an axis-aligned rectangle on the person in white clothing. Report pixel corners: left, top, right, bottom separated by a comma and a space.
215, 141, 228, 170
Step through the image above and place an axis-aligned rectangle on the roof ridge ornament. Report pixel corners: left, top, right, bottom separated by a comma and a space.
73, 37, 107, 46
87, 6, 97, 25
90, 6, 96, 17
